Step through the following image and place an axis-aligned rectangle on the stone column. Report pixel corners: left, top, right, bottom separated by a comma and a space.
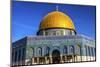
37, 57, 39, 64
32, 58, 34, 64
64, 56, 66, 62
76, 55, 78, 62
60, 55, 63, 63
72, 55, 74, 62
49, 55, 52, 64
74, 55, 76, 62
45, 57, 48, 64
65, 56, 67, 62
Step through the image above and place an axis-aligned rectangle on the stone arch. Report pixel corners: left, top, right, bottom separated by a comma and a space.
52, 49, 60, 64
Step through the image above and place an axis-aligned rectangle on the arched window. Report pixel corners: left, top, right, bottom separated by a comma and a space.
45, 47, 50, 56
38, 47, 42, 56
70, 46, 74, 54
63, 46, 67, 54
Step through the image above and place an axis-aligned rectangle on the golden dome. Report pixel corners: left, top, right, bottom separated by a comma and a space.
39, 11, 75, 30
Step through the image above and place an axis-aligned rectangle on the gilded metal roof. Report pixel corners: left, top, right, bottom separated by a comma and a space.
39, 11, 75, 30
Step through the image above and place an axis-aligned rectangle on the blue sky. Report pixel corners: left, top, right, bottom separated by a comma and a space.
12, 1, 96, 42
